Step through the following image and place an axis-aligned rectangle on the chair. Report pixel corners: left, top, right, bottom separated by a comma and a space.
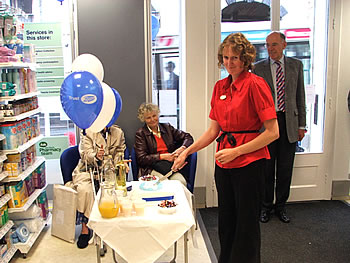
130, 147, 139, 181
60, 145, 80, 184
60, 145, 131, 184
130, 147, 197, 193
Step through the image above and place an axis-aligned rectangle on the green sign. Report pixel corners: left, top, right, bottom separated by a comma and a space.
36, 67, 64, 78
38, 87, 61, 97
24, 22, 64, 97
35, 47, 63, 57
36, 57, 64, 67
37, 77, 64, 87
36, 136, 69, 160
24, 23, 62, 47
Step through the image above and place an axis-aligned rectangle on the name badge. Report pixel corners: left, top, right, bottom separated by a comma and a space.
220, 95, 226, 100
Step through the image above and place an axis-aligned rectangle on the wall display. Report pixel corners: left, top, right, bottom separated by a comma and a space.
23, 23, 64, 97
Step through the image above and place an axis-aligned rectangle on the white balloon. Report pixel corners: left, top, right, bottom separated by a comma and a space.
72, 54, 104, 81
87, 82, 116, 133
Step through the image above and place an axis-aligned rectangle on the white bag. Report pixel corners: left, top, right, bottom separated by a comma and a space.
51, 184, 77, 243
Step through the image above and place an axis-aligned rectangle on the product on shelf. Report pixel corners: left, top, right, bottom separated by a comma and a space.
0, 185, 5, 197
0, 232, 11, 257
6, 181, 28, 208
10, 223, 30, 243
0, 81, 16, 97
8, 203, 40, 220
36, 190, 48, 220
13, 217, 43, 233
0, 205, 9, 227
0, 122, 18, 150
33, 162, 45, 189
24, 174, 34, 196
0, 117, 39, 150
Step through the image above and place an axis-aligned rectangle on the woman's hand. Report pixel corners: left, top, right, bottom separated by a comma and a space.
96, 145, 105, 161
160, 153, 176, 162
172, 151, 188, 171
215, 148, 241, 164
172, 146, 186, 158
124, 161, 130, 173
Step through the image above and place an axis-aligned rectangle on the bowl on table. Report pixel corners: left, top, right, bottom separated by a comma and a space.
158, 200, 177, 214
139, 175, 160, 190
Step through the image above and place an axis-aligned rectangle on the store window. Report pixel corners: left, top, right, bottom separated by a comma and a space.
150, 0, 182, 129
220, 0, 328, 153
31, 0, 75, 145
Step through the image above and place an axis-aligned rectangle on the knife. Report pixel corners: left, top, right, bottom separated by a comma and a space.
160, 170, 174, 181
153, 170, 174, 186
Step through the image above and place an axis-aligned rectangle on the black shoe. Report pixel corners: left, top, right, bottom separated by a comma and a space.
276, 210, 290, 223
260, 210, 271, 223
77, 228, 93, 249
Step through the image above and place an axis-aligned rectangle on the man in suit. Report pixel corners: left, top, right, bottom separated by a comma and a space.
253, 31, 306, 223
166, 61, 179, 90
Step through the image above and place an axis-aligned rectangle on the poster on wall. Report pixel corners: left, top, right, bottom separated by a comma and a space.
23, 22, 64, 97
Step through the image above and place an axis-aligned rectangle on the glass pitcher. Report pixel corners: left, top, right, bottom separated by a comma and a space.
98, 182, 120, 218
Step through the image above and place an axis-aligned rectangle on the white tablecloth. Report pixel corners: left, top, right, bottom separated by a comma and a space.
87, 180, 195, 263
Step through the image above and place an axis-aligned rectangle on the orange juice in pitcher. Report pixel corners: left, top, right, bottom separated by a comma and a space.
98, 182, 119, 218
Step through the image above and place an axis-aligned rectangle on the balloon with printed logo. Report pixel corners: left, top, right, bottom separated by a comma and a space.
60, 71, 103, 129
71, 54, 104, 81
106, 88, 122, 127
87, 82, 117, 132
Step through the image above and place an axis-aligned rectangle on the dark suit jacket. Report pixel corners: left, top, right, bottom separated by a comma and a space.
253, 56, 306, 143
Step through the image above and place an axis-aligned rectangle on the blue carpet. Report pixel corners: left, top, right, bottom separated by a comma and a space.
199, 200, 350, 263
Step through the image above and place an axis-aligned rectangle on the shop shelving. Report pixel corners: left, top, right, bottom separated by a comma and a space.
0, 62, 46, 261
1, 108, 41, 122
8, 183, 48, 213
0, 91, 40, 102
2, 157, 45, 182
14, 213, 51, 258
1, 134, 43, 155
0, 245, 17, 263
0, 194, 11, 208
0, 172, 7, 182
0, 154, 6, 162
0, 220, 13, 240
0, 62, 37, 71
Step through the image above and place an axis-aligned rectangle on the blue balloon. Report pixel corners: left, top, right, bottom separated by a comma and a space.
106, 88, 122, 127
152, 15, 160, 41
60, 71, 103, 129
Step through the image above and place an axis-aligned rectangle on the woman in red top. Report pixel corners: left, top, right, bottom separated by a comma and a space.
173, 33, 279, 263
134, 103, 193, 185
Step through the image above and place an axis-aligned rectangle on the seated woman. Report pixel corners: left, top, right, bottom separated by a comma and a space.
134, 103, 193, 185
67, 124, 128, 249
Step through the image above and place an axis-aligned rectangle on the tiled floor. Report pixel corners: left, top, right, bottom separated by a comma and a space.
10, 213, 214, 263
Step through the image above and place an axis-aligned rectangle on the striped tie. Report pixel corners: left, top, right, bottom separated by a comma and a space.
275, 61, 285, 112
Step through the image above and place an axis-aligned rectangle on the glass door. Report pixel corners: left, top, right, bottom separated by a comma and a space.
217, 0, 331, 202
150, 0, 183, 129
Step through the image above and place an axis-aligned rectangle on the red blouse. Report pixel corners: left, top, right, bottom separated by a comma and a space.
209, 71, 276, 169
154, 135, 168, 154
